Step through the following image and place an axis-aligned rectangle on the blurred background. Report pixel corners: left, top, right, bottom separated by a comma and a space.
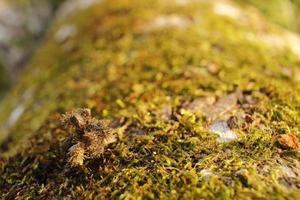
0, 0, 300, 100
0, 0, 63, 99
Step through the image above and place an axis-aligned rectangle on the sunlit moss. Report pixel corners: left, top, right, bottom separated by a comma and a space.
236, 0, 300, 32
0, 0, 300, 199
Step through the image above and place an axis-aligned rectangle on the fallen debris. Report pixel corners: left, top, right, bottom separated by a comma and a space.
61, 108, 117, 167
184, 90, 242, 121
277, 134, 300, 150
227, 115, 240, 129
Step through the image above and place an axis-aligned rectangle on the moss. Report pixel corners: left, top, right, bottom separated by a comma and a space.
236, 0, 300, 32
0, 0, 300, 199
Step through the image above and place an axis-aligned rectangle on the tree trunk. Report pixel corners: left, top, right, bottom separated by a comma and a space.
1, 0, 300, 199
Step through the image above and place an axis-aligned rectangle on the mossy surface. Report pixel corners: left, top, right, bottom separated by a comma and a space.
236, 0, 300, 32
0, 63, 10, 99
0, 0, 300, 199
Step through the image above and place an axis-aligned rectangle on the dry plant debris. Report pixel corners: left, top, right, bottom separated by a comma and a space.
184, 90, 242, 122
61, 108, 117, 167
277, 134, 300, 150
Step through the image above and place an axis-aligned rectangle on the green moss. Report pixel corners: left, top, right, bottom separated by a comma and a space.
236, 0, 300, 32
0, 0, 300, 199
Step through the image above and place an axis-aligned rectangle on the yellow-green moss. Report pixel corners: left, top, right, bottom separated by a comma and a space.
236, 0, 300, 32
0, 0, 300, 199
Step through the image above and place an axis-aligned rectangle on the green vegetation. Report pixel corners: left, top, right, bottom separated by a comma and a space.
236, 0, 300, 32
0, 0, 300, 199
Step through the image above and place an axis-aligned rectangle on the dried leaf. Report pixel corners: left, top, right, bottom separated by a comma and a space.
184, 90, 242, 121
207, 90, 242, 121
277, 134, 300, 150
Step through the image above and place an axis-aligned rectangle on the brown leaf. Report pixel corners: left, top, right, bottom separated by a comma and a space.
184, 96, 216, 114
184, 90, 242, 121
207, 90, 242, 121
277, 134, 300, 150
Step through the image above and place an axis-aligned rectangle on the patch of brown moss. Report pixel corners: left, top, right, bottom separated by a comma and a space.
61, 108, 118, 167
